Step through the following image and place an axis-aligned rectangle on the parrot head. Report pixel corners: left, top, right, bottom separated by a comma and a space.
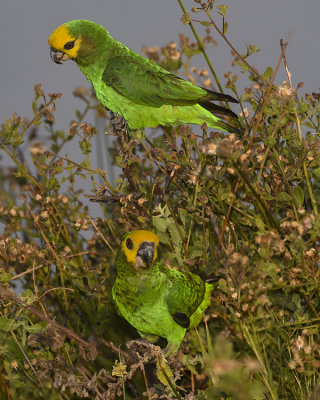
121, 230, 159, 269
48, 20, 110, 65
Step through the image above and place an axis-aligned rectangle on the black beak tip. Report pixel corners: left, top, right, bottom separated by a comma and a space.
137, 242, 155, 267
143, 249, 154, 266
50, 48, 64, 64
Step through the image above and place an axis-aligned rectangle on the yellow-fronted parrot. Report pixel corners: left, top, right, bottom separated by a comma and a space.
112, 230, 213, 354
48, 20, 241, 134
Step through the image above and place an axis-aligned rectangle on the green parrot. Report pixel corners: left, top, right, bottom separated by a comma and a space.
48, 19, 241, 134
112, 230, 213, 354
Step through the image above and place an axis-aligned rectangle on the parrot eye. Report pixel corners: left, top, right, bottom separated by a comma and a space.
126, 238, 133, 250
64, 41, 75, 50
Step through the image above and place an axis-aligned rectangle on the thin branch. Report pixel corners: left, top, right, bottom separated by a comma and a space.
11, 330, 39, 380
177, 0, 225, 95
86, 213, 115, 253
280, 39, 318, 215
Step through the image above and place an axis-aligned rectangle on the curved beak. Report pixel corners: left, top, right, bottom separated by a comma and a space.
50, 48, 70, 64
137, 242, 154, 268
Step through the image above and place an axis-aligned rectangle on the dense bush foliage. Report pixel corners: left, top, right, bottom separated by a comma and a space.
1, 1, 320, 399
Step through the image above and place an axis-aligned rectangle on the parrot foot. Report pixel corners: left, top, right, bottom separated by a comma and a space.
162, 340, 182, 358
126, 338, 150, 354
110, 112, 128, 133
162, 346, 174, 358
126, 339, 163, 360
153, 164, 180, 208
108, 111, 140, 192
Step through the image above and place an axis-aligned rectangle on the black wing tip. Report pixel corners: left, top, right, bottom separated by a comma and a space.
205, 274, 225, 283
200, 101, 239, 119
173, 312, 191, 329
222, 93, 239, 104
202, 88, 239, 104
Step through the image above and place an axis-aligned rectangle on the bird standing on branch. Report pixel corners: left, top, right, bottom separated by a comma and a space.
48, 19, 242, 135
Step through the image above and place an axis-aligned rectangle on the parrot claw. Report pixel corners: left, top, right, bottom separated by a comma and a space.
126, 338, 152, 353
162, 345, 179, 358
110, 112, 128, 133
162, 346, 169, 355
126, 339, 163, 360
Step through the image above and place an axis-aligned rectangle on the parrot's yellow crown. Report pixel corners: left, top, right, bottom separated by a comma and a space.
121, 230, 159, 266
48, 24, 82, 59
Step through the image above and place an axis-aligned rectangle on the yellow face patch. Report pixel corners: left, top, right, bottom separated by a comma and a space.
122, 230, 159, 266
48, 24, 82, 59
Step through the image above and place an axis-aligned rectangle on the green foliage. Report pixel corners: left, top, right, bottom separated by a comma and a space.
1, 1, 320, 398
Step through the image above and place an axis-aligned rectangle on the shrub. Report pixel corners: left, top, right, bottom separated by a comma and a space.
0, 2, 320, 399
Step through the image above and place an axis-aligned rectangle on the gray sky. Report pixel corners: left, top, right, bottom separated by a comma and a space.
0, 0, 319, 210
1, 0, 319, 127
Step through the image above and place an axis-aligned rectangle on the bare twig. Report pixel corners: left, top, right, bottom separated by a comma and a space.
177, 0, 225, 96
280, 39, 318, 215
11, 330, 39, 379
86, 213, 115, 253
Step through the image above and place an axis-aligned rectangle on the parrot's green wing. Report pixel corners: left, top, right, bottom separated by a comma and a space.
102, 54, 238, 118
49, 20, 243, 132
162, 269, 206, 329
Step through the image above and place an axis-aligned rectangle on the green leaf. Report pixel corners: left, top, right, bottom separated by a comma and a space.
76, 109, 82, 121
21, 289, 35, 305
200, 21, 212, 26
33, 116, 42, 126
153, 217, 169, 233
0, 317, 21, 332
293, 186, 304, 207
223, 21, 228, 35
279, 192, 292, 202
262, 66, 273, 80
80, 159, 89, 169
216, 5, 228, 17
189, 241, 204, 257
25, 321, 48, 333
304, 121, 314, 129
79, 140, 91, 155
184, 46, 202, 57
47, 176, 58, 191
179, 208, 188, 229
168, 223, 183, 245
32, 100, 37, 115
255, 216, 266, 231
313, 167, 320, 178
262, 192, 275, 201
0, 272, 13, 282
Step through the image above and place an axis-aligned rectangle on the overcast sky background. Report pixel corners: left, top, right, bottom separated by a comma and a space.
1, 0, 319, 125
0, 0, 319, 215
